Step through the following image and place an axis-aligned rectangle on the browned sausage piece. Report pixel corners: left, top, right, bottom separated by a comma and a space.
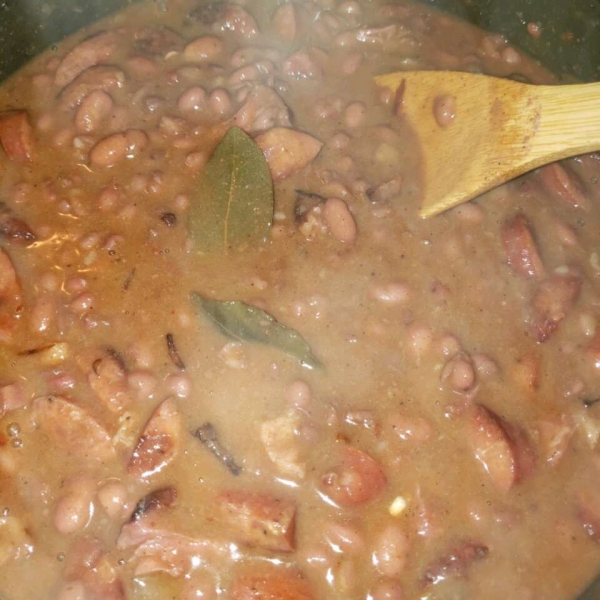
217, 490, 296, 552
501, 214, 546, 279
465, 404, 535, 492
530, 274, 581, 342
128, 397, 182, 479
0, 111, 33, 162
232, 567, 314, 600
422, 540, 489, 586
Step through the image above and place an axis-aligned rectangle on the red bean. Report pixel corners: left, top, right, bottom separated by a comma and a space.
272, 4, 297, 41
323, 521, 364, 555
97, 481, 128, 519
371, 281, 410, 305
433, 95, 456, 127
344, 101, 366, 129
209, 88, 232, 116
184, 36, 225, 63
89, 129, 147, 167
178, 86, 207, 112
372, 581, 405, 600
54, 476, 96, 534
285, 380, 312, 409
323, 197, 357, 243
372, 524, 409, 578
441, 355, 476, 392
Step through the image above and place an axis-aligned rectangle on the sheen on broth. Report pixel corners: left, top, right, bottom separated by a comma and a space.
0, 1, 599, 599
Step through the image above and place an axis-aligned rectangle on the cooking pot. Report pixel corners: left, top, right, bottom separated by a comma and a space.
0, 0, 598, 598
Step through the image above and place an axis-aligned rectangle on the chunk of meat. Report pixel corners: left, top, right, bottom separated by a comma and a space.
59, 65, 126, 109
422, 541, 489, 586
530, 275, 581, 342
320, 446, 387, 508
63, 537, 125, 600
217, 490, 296, 552
260, 411, 306, 479
538, 162, 589, 210
0, 248, 22, 342
31, 396, 115, 463
55, 31, 119, 87
117, 487, 178, 549
134, 26, 182, 56
230, 86, 291, 134
232, 567, 315, 600
256, 127, 323, 181
0, 214, 36, 244
0, 111, 33, 162
131, 487, 178, 522
88, 354, 134, 413
501, 214, 545, 278
129, 532, 229, 577
512, 352, 541, 393
536, 416, 574, 465
465, 404, 535, 492
128, 398, 182, 479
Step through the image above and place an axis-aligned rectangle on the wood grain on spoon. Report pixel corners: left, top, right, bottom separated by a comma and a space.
375, 71, 600, 218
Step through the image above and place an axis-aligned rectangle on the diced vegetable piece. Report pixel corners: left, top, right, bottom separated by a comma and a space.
217, 490, 296, 552
256, 127, 323, 181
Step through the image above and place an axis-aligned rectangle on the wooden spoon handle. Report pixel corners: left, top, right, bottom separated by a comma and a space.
533, 83, 600, 162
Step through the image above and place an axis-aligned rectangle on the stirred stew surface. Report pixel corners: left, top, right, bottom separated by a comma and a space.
0, 1, 599, 599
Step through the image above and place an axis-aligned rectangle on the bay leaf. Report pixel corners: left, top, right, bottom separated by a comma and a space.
192, 293, 322, 370
188, 126, 273, 253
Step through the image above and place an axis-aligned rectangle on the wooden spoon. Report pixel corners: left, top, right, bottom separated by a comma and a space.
375, 71, 600, 218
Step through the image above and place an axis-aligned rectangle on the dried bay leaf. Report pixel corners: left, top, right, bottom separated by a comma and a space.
188, 126, 273, 253
192, 293, 322, 370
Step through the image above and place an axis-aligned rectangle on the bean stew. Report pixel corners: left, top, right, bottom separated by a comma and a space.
0, 1, 599, 599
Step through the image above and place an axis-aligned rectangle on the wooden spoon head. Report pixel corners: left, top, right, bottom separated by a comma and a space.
375, 71, 535, 218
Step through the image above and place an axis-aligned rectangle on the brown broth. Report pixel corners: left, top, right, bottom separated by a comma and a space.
0, 1, 599, 599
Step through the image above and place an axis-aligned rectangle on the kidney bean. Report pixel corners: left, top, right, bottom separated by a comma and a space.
371, 581, 405, 600
97, 481, 128, 519
442, 354, 476, 393
344, 101, 366, 129
128, 370, 157, 399
323, 198, 357, 243
125, 55, 159, 79
70, 292, 94, 314
30, 296, 56, 334
386, 413, 433, 443
342, 52, 362, 75
323, 521, 364, 555
285, 380, 312, 410
407, 323, 433, 359
538, 162, 589, 210
372, 524, 410, 578
89, 129, 147, 167
165, 373, 191, 398
178, 86, 207, 113
55, 31, 118, 87
328, 132, 350, 150
54, 476, 96, 534
56, 581, 87, 600
371, 282, 410, 305
184, 36, 224, 63
209, 88, 232, 116
272, 4, 297, 41
501, 214, 545, 279
472, 354, 499, 378
433, 95, 456, 127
